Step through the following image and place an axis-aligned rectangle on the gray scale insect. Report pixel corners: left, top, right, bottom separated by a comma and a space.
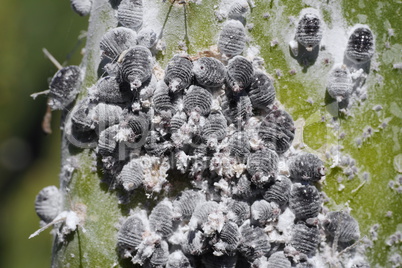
295, 13, 323, 51
182, 229, 208, 256
218, 20, 247, 57
289, 152, 325, 183
99, 27, 137, 61
226, 199, 250, 226
35, 186, 62, 224
238, 221, 271, 261
228, 131, 250, 161
225, 56, 254, 92
192, 57, 226, 88
345, 26, 375, 63
247, 148, 279, 187
120, 45, 153, 89
92, 103, 123, 130
172, 190, 206, 219
289, 183, 322, 221
327, 65, 353, 102
263, 175, 292, 207
289, 223, 320, 257
183, 85, 213, 116
201, 253, 238, 268
232, 175, 253, 200
126, 113, 149, 141
216, 221, 240, 254
250, 200, 280, 226
323, 211, 360, 242
233, 95, 253, 122
152, 81, 175, 114
149, 240, 169, 267
258, 109, 295, 154
93, 76, 133, 104
227, 1, 249, 22
136, 27, 158, 49
71, 98, 95, 132
189, 201, 219, 229
164, 56, 193, 93
166, 250, 191, 268
48, 65, 81, 110
116, 158, 143, 191
117, 0, 143, 31
202, 112, 227, 142
70, 0, 92, 16
266, 251, 291, 268
149, 200, 174, 237
97, 125, 119, 156
247, 70, 276, 110
144, 130, 171, 156
169, 111, 187, 133
117, 214, 146, 253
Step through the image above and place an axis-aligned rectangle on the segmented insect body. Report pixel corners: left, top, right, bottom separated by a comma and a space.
295, 13, 323, 51
251, 200, 280, 226
164, 56, 193, 92
71, 98, 95, 132
153, 81, 175, 114
189, 201, 219, 229
263, 175, 292, 207
247, 148, 279, 187
94, 76, 133, 104
149, 200, 174, 237
126, 113, 149, 141
166, 250, 191, 268
239, 221, 271, 261
201, 253, 238, 268
117, 0, 143, 31
289, 183, 321, 221
234, 95, 253, 122
92, 103, 123, 129
266, 251, 291, 268
182, 229, 208, 256
35, 186, 62, 223
289, 223, 320, 256
116, 158, 143, 191
345, 27, 375, 63
98, 125, 119, 156
117, 213, 146, 253
218, 20, 247, 57
169, 111, 187, 133
233, 175, 253, 199
258, 109, 295, 154
99, 27, 137, 61
225, 56, 254, 92
229, 131, 250, 160
150, 240, 169, 267
217, 221, 240, 254
227, 1, 249, 22
202, 112, 227, 142
193, 57, 226, 88
136, 27, 158, 49
183, 85, 213, 116
120, 45, 153, 89
323, 211, 360, 242
248, 70, 276, 110
227, 199, 250, 226
327, 65, 353, 101
48, 66, 81, 110
144, 130, 171, 156
289, 152, 325, 183
70, 0, 92, 16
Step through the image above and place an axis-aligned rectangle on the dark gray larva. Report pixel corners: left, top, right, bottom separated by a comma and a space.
248, 70, 276, 110
117, 0, 143, 31
266, 251, 291, 268
238, 221, 271, 261
71, 98, 95, 132
258, 109, 295, 154
164, 56, 193, 93
263, 175, 292, 207
136, 27, 158, 49
345, 26, 375, 63
189, 201, 219, 229
225, 56, 254, 92
99, 27, 137, 61
216, 221, 240, 254
120, 45, 153, 89
192, 57, 226, 88
117, 214, 146, 253
149, 200, 174, 237
247, 148, 279, 187
116, 158, 143, 191
98, 125, 119, 156
202, 113, 227, 142
227, 199, 250, 226
166, 250, 191, 268
144, 130, 171, 156
35, 186, 62, 224
169, 111, 187, 133
48, 65, 81, 110
295, 13, 323, 51
289, 183, 321, 221
327, 65, 353, 101
228, 131, 250, 160
227, 1, 249, 22
251, 200, 280, 226
323, 211, 360, 242
289, 152, 325, 183
201, 253, 237, 268
70, 0, 92, 16
153, 81, 175, 114
289, 223, 320, 257
218, 20, 247, 57
93, 76, 133, 104
126, 113, 149, 141
183, 85, 213, 116
182, 229, 208, 256
233, 95, 253, 122
149, 240, 169, 267
232, 175, 253, 199
92, 103, 123, 129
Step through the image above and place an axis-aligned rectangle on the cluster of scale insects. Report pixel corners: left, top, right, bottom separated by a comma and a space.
34, 0, 372, 267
